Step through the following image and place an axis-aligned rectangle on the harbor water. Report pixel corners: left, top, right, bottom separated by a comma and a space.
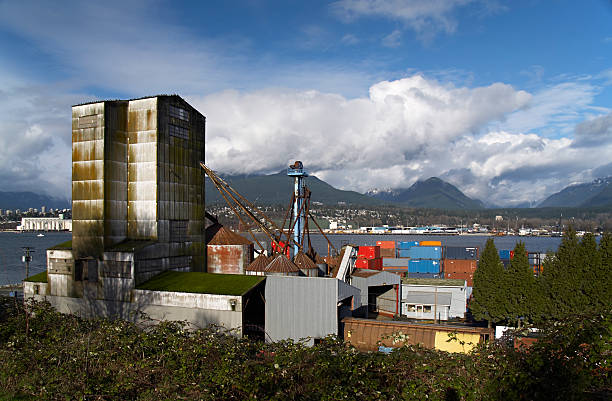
0, 231, 565, 286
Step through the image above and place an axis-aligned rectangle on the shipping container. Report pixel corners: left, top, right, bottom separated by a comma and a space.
444, 246, 478, 260
355, 257, 382, 270
382, 258, 410, 267
499, 250, 511, 260
358, 246, 381, 260
443, 259, 477, 274
445, 271, 473, 286
376, 240, 396, 249
409, 259, 441, 274
420, 240, 442, 246
401, 246, 442, 260
398, 241, 419, 250
380, 248, 396, 258
343, 317, 493, 353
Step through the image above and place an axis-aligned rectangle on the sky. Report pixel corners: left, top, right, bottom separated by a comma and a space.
0, 0, 611, 207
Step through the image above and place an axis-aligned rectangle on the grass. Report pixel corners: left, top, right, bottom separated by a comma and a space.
47, 240, 72, 250
24, 271, 47, 283
402, 277, 466, 286
136, 271, 264, 296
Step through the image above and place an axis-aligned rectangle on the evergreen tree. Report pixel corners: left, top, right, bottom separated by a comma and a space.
592, 232, 612, 310
505, 242, 538, 327
471, 238, 506, 327
542, 227, 584, 319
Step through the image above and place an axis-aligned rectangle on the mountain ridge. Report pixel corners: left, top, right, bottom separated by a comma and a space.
538, 177, 612, 208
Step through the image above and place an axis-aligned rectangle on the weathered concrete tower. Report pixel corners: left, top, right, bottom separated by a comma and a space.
47, 95, 206, 300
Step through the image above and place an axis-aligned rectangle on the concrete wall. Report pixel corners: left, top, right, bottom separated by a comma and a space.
29, 293, 244, 335
46, 249, 75, 297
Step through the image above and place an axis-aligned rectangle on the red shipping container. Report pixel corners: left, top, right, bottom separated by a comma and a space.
355, 258, 370, 269
358, 246, 381, 260
355, 257, 383, 270
443, 259, 477, 274
376, 241, 396, 249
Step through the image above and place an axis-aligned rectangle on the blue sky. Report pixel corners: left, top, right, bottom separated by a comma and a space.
0, 0, 611, 206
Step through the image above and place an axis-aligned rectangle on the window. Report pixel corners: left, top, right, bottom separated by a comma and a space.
407, 304, 417, 313
169, 105, 189, 121
169, 124, 189, 139
423, 305, 432, 313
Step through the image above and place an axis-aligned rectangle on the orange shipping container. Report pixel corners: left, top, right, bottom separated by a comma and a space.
376, 240, 396, 249
420, 240, 442, 246
443, 259, 477, 274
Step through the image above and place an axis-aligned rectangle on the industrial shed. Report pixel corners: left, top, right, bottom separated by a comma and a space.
264, 276, 361, 346
350, 269, 401, 318
401, 278, 468, 320
206, 224, 254, 275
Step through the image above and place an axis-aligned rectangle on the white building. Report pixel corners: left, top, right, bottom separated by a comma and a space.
19, 217, 72, 231
401, 279, 468, 321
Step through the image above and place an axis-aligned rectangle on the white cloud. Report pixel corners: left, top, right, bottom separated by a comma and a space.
331, 0, 475, 41
382, 29, 402, 47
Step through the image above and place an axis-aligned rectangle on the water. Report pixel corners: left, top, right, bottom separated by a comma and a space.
264, 233, 565, 257
0, 231, 71, 286
0, 231, 566, 286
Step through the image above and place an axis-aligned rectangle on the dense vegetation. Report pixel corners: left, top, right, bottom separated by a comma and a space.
0, 298, 609, 400
471, 230, 612, 327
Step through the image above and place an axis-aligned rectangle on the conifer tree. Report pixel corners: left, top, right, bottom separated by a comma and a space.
592, 232, 612, 310
505, 242, 538, 327
542, 227, 581, 319
471, 238, 506, 327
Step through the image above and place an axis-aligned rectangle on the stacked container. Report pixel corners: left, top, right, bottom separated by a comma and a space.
356, 246, 382, 270
376, 241, 396, 258
393, 241, 442, 274
499, 250, 512, 269
443, 246, 479, 286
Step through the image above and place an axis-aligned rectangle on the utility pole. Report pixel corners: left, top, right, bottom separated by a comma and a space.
22, 247, 35, 280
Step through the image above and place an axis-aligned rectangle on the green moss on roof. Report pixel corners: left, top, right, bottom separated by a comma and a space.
107, 240, 156, 252
402, 278, 466, 286
25, 271, 47, 283
136, 271, 264, 296
48, 240, 72, 250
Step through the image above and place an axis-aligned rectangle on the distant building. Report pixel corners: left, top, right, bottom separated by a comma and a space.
19, 217, 72, 231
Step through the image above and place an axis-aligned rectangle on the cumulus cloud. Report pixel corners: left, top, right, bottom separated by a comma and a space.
193, 74, 612, 206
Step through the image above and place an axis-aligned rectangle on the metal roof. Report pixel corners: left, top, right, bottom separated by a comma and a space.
264, 253, 301, 274
206, 224, 252, 246
293, 251, 318, 270
403, 291, 452, 306
245, 254, 271, 272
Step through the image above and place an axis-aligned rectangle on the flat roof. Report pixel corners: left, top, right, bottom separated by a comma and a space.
402, 278, 466, 286
136, 271, 264, 296
72, 94, 183, 107
48, 240, 72, 250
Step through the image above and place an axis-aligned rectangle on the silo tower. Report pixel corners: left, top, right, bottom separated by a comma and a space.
287, 161, 308, 257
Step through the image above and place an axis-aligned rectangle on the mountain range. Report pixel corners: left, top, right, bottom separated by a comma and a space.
0, 191, 70, 211
205, 171, 381, 206
365, 177, 485, 210
4, 174, 612, 212
538, 177, 612, 208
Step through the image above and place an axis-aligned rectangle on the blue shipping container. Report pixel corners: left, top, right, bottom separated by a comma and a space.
398, 241, 420, 249
407, 246, 442, 259
398, 249, 411, 258
408, 259, 441, 273
499, 250, 511, 260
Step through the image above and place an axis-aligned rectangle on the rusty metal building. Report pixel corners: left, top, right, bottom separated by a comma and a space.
53, 95, 206, 300
206, 223, 254, 275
